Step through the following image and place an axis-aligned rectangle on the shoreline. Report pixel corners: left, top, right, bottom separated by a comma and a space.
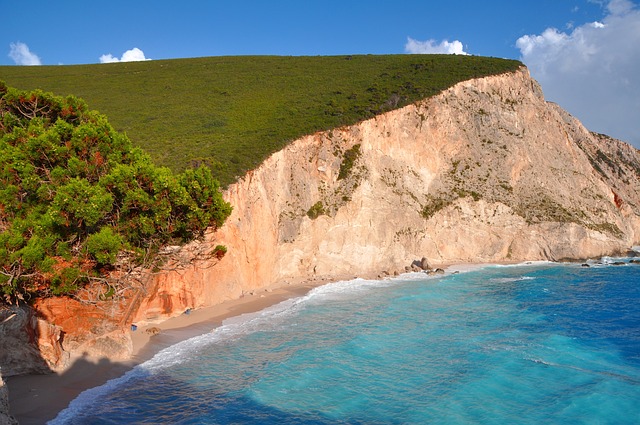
6, 272, 368, 425
3, 260, 573, 424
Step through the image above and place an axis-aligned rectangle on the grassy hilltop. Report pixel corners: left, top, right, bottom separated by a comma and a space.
0, 55, 521, 187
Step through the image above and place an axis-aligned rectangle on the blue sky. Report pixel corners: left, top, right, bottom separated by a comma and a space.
3, 0, 639, 147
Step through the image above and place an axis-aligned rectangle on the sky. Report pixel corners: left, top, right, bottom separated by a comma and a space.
2, 0, 639, 148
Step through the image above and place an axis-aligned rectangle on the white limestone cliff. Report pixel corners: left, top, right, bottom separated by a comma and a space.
133, 67, 640, 323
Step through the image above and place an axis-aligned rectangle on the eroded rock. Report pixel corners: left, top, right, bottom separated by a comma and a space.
0, 307, 53, 376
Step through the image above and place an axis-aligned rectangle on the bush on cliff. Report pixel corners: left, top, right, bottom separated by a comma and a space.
0, 82, 232, 304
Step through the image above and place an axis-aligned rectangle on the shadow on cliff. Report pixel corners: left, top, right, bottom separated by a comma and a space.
0, 306, 56, 377
7, 353, 136, 425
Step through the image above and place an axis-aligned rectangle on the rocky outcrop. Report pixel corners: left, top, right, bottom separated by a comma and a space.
0, 371, 18, 425
33, 297, 132, 362
0, 298, 133, 378
132, 66, 640, 324
0, 307, 62, 377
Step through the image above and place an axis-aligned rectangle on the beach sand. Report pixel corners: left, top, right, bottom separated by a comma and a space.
6, 277, 333, 425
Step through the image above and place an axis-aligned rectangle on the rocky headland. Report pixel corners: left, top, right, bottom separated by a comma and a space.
2, 66, 639, 383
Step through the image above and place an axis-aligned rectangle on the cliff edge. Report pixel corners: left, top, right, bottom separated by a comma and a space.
134, 66, 640, 323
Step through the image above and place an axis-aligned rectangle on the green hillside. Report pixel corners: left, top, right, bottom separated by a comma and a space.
0, 55, 521, 187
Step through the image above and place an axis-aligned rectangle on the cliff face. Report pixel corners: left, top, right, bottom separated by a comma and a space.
133, 67, 640, 323
0, 307, 65, 376
6, 67, 639, 368
0, 299, 131, 376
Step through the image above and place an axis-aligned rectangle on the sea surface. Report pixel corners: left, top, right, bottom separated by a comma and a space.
51, 259, 640, 424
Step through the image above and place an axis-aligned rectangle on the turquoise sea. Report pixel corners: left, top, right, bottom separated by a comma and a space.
51, 259, 640, 424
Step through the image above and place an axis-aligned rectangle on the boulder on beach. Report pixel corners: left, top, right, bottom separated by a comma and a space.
146, 327, 161, 336
410, 257, 430, 271
420, 257, 430, 270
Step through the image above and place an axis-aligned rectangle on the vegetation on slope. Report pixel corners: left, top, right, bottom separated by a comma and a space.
0, 55, 522, 187
0, 82, 232, 304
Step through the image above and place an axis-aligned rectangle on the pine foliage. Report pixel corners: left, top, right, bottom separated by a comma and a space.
0, 82, 232, 303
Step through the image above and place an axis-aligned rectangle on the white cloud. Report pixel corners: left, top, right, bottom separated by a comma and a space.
8, 42, 42, 66
608, 0, 635, 14
99, 54, 119, 64
99, 47, 150, 63
517, 0, 640, 147
405, 37, 468, 55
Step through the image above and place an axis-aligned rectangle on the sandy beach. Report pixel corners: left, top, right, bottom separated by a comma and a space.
6, 277, 334, 425
5, 264, 492, 424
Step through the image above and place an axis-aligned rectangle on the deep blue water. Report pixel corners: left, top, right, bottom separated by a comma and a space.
51, 260, 640, 424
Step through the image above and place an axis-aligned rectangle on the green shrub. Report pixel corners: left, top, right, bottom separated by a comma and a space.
307, 201, 326, 219
86, 227, 123, 266
338, 144, 362, 180
50, 267, 84, 296
420, 196, 451, 220
213, 244, 227, 259
0, 84, 232, 303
